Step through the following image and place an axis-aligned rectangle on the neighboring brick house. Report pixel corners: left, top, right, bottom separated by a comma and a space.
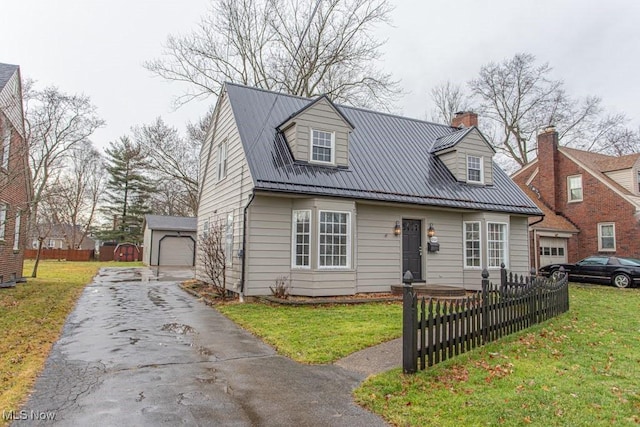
512, 127, 640, 270
0, 63, 30, 287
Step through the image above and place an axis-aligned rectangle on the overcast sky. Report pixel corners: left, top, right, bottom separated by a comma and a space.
2, 0, 639, 150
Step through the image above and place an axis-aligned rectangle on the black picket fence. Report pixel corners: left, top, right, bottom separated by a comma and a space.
402, 266, 569, 373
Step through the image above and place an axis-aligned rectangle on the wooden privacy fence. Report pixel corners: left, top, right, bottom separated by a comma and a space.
402, 266, 569, 373
24, 248, 95, 261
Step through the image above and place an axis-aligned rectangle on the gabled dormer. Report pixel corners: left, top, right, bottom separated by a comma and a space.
278, 95, 354, 168
431, 126, 496, 186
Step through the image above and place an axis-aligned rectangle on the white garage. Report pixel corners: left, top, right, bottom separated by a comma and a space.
538, 236, 568, 267
143, 215, 197, 266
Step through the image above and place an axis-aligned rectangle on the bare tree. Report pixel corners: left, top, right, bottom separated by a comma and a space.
468, 53, 632, 166
40, 141, 104, 249
428, 81, 473, 124
24, 83, 104, 277
25, 85, 105, 210
197, 217, 227, 298
144, 0, 400, 110
133, 117, 200, 216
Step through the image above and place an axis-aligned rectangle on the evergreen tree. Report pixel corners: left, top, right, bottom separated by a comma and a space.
99, 136, 153, 244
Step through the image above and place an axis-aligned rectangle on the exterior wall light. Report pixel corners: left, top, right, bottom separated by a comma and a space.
394, 221, 401, 236
427, 223, 436, 238
427, 223, 440, 252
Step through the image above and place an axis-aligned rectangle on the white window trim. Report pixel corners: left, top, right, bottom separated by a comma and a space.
567, 174, 583, 202
1, 116, 10, 170
317, 210, 351, 270
291, 210, 312, 269
487, 222, 509, 269
463, 221, 482, 269
217, 140, 228, 182
597, 222, 616, 252
466, 155, 484, 184
310, 128, 336, 165
13, 210, 20, 251
0, 203, 6, 241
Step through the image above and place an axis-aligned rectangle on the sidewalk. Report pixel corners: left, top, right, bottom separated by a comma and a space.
334, 338, 402, 377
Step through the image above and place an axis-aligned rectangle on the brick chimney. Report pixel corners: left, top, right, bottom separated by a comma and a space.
451, 111, 478, 128
537, 126, 559, 212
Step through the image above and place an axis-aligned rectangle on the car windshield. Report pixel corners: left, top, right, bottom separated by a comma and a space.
618, 257, 640, 266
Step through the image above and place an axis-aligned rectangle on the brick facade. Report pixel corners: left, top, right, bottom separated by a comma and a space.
514, 128, 640, 264
0, 64, 30, 286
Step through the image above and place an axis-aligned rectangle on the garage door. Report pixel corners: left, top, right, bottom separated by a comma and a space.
159, 236, 195, 266
539, 237, 567, 267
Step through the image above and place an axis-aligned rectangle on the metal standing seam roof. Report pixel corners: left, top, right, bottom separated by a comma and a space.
225, 83, 542, 216
145, 215, 197, 231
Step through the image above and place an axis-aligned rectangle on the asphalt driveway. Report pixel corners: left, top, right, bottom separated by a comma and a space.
15, 267, 387, 426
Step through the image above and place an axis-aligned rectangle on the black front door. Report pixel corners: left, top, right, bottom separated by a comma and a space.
402, 219, 422, 281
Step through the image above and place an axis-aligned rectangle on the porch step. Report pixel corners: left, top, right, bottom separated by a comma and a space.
391, 284, 467, 298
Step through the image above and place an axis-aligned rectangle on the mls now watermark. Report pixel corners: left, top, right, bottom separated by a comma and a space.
3, 410, 57, 421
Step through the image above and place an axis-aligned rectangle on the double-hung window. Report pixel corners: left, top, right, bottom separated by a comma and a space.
217, 141, 227, 181
467, 155, 483, 184
318, 211, 350, 268
567, 175, 583, 202
0, 204, 6, 240
598, 222, 615, 251
13, 210, 20, 251
464, 221, 481, 268
487, 222, 507, 268
311, 129, 334, 164
1, 116, 10, 170
292, 210, 311, 268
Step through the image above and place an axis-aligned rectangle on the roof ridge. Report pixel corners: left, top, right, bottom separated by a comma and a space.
224, 81, 454, 129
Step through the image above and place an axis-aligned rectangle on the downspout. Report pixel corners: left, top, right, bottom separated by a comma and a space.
240, 191, 256, 299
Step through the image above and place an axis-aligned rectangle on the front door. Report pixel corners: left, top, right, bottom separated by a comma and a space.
402, 219, 422, 281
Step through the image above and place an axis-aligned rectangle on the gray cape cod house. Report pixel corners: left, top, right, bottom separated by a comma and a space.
197, 83, 542, 296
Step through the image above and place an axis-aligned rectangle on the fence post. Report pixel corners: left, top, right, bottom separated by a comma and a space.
402, 270, 417, 374
481, 269, 490, 344
500, 263, 507, 286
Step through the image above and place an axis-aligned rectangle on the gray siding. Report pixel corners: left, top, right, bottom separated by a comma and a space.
281, 98, 351, 167
454, 131, 495, 185
0, 69, 24, 137
197, 90, 255, 290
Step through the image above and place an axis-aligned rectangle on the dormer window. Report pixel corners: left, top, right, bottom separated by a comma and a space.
467, 155, 484, 184
311, 129, 335, 164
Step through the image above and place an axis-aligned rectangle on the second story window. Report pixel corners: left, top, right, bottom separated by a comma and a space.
217, 141, 227, 181
1, 116, 10, 170
311, 129, 334, 164
467, 155, 483, 183
567, 175, 583, 202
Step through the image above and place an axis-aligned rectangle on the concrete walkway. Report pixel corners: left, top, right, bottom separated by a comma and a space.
334, 338, 402, 377
15, 267, 387, 426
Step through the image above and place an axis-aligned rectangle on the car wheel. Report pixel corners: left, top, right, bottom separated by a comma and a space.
550, 269, 562, 281
613, 273, 631, 289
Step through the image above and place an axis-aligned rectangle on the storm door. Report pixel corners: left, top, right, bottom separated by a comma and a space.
402, 219, 423, 281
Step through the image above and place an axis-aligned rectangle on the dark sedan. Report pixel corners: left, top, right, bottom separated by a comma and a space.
539, 255, 640, 288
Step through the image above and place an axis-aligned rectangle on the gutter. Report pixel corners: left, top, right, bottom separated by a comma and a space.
240, 191, 256, 297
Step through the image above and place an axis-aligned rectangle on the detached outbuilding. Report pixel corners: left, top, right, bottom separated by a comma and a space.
142, 215, 197, 266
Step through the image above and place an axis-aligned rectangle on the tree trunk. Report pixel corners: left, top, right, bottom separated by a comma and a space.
31, 237, 44, 278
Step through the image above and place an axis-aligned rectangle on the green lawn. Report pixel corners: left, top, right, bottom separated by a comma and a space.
354, 284, 640, 426
0, 260, 142, 421
218, 302, 403, 363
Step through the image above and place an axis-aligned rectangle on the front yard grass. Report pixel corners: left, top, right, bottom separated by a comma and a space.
0, 260, 142, 420
218, 302, 403, 363
354, 284, 640, 426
